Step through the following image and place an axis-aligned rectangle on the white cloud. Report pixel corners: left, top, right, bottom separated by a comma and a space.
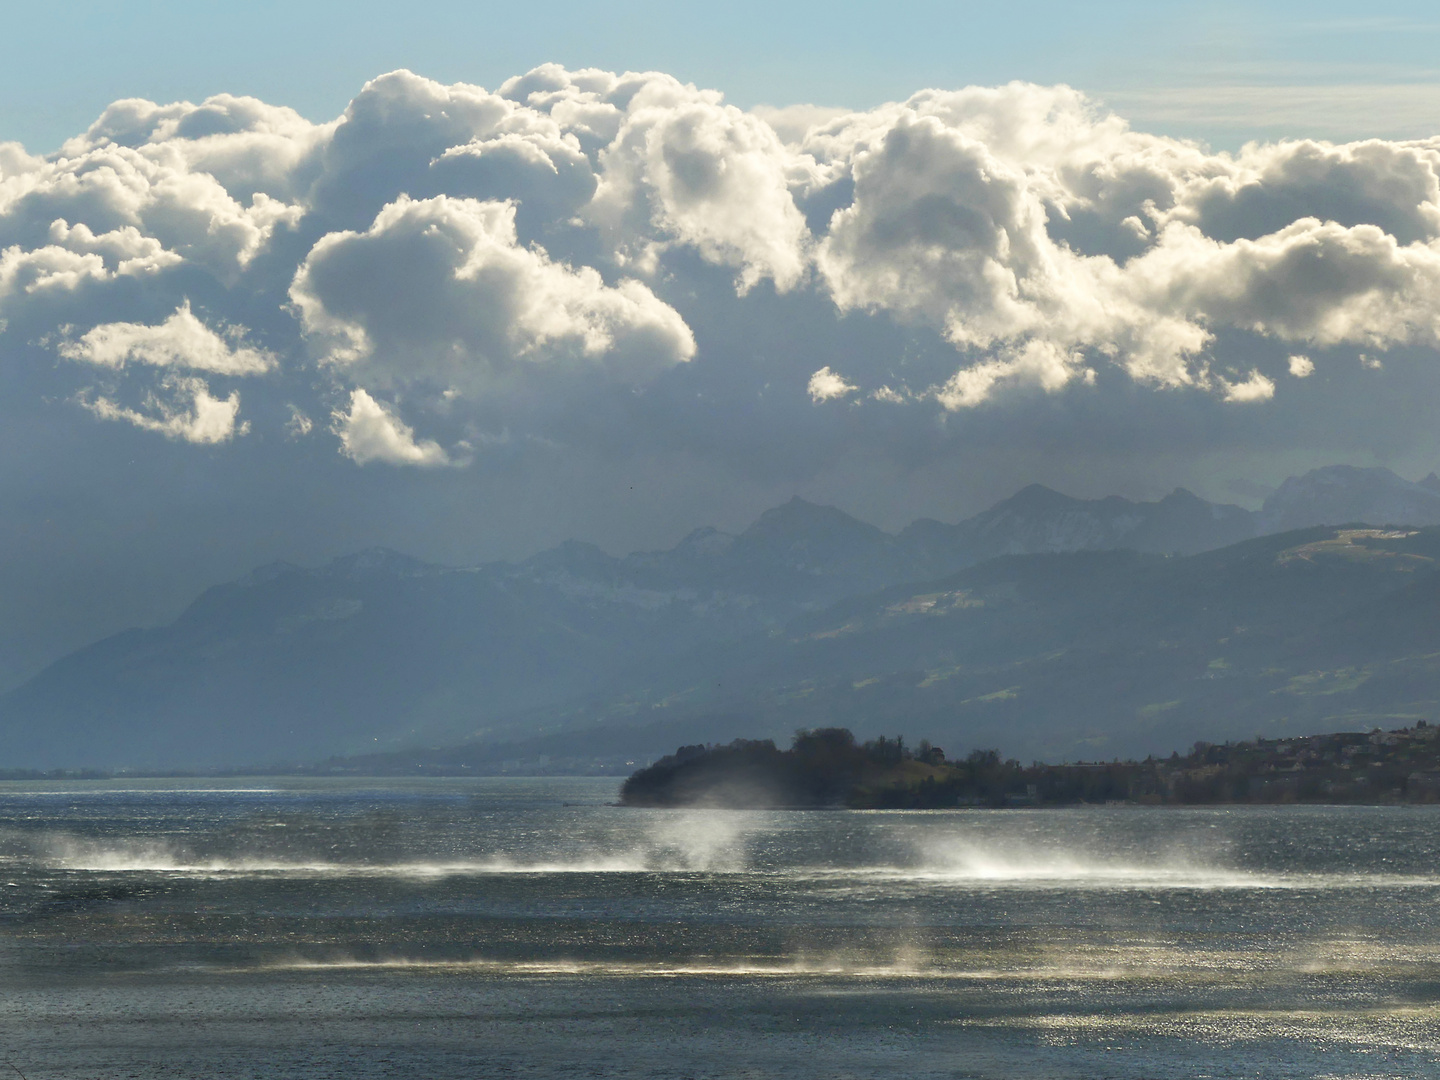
80, 375, 246, 443
0, 244, 107, 299
806, 365, 857, 402
870, 385, 910, 403
58, 93, 329, 203
814, 110, 1052, 349
290, 194, 695, 395
286, 405, 314, 437
800, 83, 1440, 402
932, 340, 1086, 410
0, 223, 180, 303
12, 64, 1440, 450
1220, 369, 1277, 403
1117, 219, 1440, 356
57, 302, 274, 374
332, 388, 454, 467
804, 90, 1224, 393
0, 92, 313, 335
591, 76, 811, 292
0, 143, 303, 283
749, 104, 851, 147
432, 130, 596, 220
1289, 354, 1315, 377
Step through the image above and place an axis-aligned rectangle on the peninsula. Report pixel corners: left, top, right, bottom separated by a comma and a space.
618, 724, 1440, 808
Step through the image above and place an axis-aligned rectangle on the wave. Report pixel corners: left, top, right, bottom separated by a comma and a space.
817, 867, 1440, 889
0, 788, 283, 798
246, 940, 1440, 980
257, 955, 946, 978
14, 826, 1440, 889
787, 835, 1440, 889
35, 847, 665, 877
25, 849, 1440, 890
22, 824, 748, 876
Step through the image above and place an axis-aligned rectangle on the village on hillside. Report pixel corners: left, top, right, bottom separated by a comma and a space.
1121, 722, 1440, 807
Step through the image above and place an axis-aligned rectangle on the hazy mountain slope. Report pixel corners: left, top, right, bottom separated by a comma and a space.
1259, 465, 1440, 532
5, 467, 1440, 770
521, 527, 1440, 766
901, 484, 1256, 573
0, 550, 780, 769
0, 500, 921, 769
614, 497, 905, 604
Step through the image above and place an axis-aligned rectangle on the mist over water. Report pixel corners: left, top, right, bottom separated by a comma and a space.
2, 778, 1440, 1078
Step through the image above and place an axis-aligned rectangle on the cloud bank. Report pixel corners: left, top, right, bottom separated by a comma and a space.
4, 65, 1440, 464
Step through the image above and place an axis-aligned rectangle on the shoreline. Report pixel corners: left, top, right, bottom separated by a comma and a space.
620, 724, 1440, 810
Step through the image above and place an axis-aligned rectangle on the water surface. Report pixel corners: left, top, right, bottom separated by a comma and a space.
2, 777, 1438, 1078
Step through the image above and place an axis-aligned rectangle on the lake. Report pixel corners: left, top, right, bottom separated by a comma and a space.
2, 777, 1438, 1078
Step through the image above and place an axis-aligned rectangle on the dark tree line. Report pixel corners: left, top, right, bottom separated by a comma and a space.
621, 723, 1440, 808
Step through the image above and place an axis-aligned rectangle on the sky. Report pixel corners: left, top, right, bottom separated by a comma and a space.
2, 0, 1440, 688
10, 1, 1440, 152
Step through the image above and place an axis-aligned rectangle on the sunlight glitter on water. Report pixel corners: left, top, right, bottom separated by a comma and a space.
3, 780, 1439, 1079
22, 831, 1440, 891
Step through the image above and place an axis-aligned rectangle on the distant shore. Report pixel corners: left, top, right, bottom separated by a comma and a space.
8, 721, 1440, 803
619, 724, 1440, 809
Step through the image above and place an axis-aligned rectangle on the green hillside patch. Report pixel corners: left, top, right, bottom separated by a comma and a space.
1276, 529, 1433, 568
975, 686, 1019, 703
1283, 668, 1371, 696
1137, 700, 1181, 718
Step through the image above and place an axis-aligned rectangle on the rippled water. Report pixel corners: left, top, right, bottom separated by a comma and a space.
2, 777, 1439, 1078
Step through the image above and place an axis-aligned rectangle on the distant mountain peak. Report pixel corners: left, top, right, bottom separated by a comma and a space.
1260, 465, 1440, 532
234, 560, 302, 587
1159, 487, 1205, 505
741, 496, 889, 542
1266, 464, 1401, 494
670, 526, 735, 558
324, 548, 441, 579
511, 540, 626, 587
998, 483, 1080, 511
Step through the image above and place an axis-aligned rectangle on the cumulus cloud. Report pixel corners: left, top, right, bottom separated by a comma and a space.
592, 77, 811, 292
7, 64, 1440, 461
870, 385, 910, 404
332, 388, 455, 467
286, 405, 314, 437
56, 302, 274, 374
291, 194, 695, 399
799, 84, 1440, 399
1219, 369, 1277, 403
807, 365, 857, 402
0, 136, 305, 284
0, 222, 179, 301
931, 340, 1089, 410
1118, 219, 1440, 356
814, 109, 1056, 349
749, 104, 851, 146
57, 93, 328, 203
80, 375, 246, 443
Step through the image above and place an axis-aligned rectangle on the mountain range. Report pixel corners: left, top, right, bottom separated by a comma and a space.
4, 464, 1440, 771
